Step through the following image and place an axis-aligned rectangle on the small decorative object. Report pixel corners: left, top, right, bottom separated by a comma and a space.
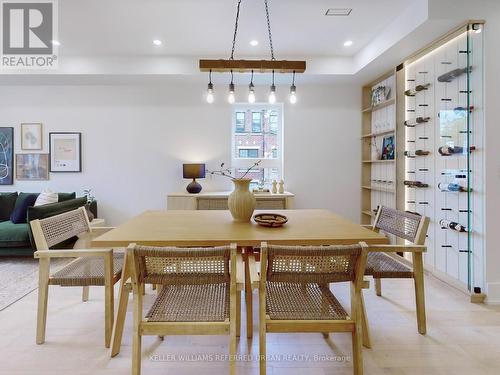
0, 127, 14, 185
381, 135, 395, 160
207, 160, 261, 222
49, 132, 82, 172
21, 123, 43, 150
15, 153, 49, 180
183, 163, 206, 194
83, 188, 96, 221
278, 179, 284, 193
271, 179, 277, 194
253, 213, 288, 227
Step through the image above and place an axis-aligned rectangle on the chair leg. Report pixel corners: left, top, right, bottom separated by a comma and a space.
259, 324, 266, 375
352, 322, 363, 375
229, 314, 237, 375
111, 254, 131, 357
245, 254, 253, 339
141, 283, 146, 296
360, 293, 372, 349
374, 278, 382, 296
236, 290, 241, 338
132, 287, 143, 375
413, 252, 427, 334
322, 333, 329, 338
104, 254, 114, 349
36, 258, 50, 345
82, 286, 89, 302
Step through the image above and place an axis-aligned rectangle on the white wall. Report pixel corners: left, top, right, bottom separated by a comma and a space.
0, 83, 361, 225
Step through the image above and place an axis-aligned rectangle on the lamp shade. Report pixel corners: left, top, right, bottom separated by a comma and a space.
183, 163, 206, 179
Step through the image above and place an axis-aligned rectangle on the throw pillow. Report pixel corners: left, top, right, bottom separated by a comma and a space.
10, 193, 38, 224
58, 192, 76, 202
34, 189, 58, 207
0, 192, 18, 221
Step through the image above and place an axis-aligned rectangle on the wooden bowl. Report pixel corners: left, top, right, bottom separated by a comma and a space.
253, 213, 288, 227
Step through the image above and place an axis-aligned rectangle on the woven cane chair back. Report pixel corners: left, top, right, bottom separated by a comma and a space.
266, 244, 362, 284
374, 206, 422, 243
134, 245, 231, 285
36, 207, 90, 249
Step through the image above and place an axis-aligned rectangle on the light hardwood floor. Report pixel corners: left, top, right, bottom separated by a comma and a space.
0, 275, 499, 375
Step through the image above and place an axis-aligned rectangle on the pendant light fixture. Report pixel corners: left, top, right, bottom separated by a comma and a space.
227, 70, 235, 104
206, 69, 214, 103
200, 0, 306, 104
268, 70, 276, 104
289, 71, 297, 104
248, 70, 256, 103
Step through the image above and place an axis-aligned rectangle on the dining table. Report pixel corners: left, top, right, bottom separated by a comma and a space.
92, 209, 390, 356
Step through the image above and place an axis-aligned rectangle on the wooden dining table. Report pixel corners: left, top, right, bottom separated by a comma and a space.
92, 209, 390, 356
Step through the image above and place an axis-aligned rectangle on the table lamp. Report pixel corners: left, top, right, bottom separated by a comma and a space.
183, 163, 206, 194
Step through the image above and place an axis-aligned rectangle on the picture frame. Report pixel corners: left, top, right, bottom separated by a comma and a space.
381, 135, 395, 160
21, 123, 43, 150
49, 132, 82, 172
16, 153, 49, 180
0, 127, 14, 185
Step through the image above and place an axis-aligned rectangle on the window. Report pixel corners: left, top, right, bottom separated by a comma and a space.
238, 148, 259, 158
232, 104, 283, 188
235, 112, 245, 133
252, 112, 262, 133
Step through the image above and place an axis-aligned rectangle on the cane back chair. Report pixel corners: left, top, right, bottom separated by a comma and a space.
364, 206, 430, 335
30, 206, 123, 347
127, 243, 239, 375
259, 242, 369, 375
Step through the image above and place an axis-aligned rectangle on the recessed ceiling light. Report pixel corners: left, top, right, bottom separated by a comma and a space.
51, 40, 60, 46
250, 40, 259, 46
153, 39, 163, 46
325, 8, 352, 16
343, 40, 353, 47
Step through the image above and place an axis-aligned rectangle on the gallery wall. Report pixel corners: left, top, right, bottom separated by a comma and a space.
0, 82, 361, 225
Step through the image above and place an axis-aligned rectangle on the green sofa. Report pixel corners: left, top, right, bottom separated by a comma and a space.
0, 193, 95, 256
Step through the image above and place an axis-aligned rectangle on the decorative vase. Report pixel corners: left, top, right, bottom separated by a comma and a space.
228, 179, 256, 222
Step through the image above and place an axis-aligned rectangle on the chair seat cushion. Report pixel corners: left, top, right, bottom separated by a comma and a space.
0, 220, 31, 247
49, 253, 124, 286
266, 281, 348, 320
146, 283, 230, 322
365, 252, 413, 278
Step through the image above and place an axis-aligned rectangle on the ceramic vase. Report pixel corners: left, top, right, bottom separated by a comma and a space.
228, 179, 256, 222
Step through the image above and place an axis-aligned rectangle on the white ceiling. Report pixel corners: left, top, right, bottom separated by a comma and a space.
59, 0, 414, 57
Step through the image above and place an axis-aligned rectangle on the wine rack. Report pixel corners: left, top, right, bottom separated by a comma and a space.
361, 71, 397, 228
402, 24, 484, 292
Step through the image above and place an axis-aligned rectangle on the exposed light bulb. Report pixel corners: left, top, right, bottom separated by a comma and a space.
268, 85, 276, 104
289, 71, 297, 104
248, 87, 256, 103
153, 39, 163, 46
206, 83, 214, 103
228, 82, 235, 104
343, 40, 353, 47
250, 40, 259, 46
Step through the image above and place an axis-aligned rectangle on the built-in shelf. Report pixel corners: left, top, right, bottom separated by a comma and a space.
362, 159, 395, 164
362, 98, 396, 113
361, 129, 396, 138
362, 185, 396, 193
361, 210, 375, 217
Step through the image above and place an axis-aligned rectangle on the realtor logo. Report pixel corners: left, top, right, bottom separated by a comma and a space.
1, 0, 58, 69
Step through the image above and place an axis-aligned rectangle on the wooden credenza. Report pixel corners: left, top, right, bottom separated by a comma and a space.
167, 191, 295, 210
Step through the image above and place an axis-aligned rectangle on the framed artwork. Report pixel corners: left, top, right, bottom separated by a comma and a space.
16, 154, 49, 180
21, 123, 43, 150
381, 135, 395, 160
49, 132, 82, 172
0, 127, 14, 185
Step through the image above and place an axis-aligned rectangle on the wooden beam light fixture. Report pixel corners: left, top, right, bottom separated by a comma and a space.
200, 0, 305, 104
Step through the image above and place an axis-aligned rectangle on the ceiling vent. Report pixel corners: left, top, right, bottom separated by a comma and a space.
325, 8, 352, 16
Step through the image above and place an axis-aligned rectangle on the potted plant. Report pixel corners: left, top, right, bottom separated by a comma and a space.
207, 161, 261, 222
83, 188, 96, 221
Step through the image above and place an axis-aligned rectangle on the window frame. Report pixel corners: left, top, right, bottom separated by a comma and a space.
231, 103, 283, 178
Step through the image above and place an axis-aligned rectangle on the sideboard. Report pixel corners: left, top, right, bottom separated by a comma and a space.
167, 191, 295, 210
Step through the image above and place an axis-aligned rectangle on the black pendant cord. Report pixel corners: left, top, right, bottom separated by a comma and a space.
264, 0, 275, 60
230, 0, 243, 60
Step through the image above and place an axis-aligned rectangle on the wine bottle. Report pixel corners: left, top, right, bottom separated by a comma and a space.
440, 219, 467, 232
438, 67, 471, 83
404, 150, 430, 157
404, 180, 429, 188
438, 145, 464, 156
404, 83, 430, 96
404, 117, 431, 127
438, 182, 470, 192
